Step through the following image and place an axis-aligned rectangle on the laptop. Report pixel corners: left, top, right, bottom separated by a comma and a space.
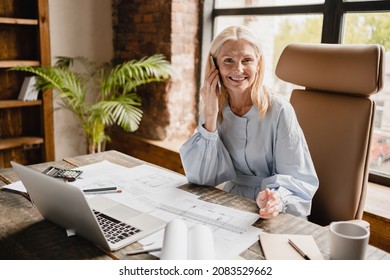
11, 161, 167, 251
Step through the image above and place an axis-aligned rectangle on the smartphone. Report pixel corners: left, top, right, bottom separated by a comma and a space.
209, 56, 221, 93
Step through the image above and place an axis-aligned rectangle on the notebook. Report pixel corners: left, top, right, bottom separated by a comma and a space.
11, 161, 167, 252
259, 233, 324, 260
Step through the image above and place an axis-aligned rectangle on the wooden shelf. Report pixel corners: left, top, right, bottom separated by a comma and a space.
0, 0, 54, 167
0, 100, 42, 109
0, 60, 40, 68
0, 137, 44, 151
0, 17, 38, 25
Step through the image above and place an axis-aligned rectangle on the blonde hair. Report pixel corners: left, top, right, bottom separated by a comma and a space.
207, 26, 271, 122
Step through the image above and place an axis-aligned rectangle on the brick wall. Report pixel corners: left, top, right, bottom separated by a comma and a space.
111, 0, 199, 141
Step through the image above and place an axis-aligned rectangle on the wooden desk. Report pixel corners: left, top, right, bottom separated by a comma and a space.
0, 150, 388, 260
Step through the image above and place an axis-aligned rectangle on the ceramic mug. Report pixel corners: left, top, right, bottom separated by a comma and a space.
329, 221, 370, 260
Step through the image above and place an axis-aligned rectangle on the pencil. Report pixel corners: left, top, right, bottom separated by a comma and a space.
288, 239, 311, 260
127, 247, 162, 256
84, 189, 122, 195
83, 187, 117, 192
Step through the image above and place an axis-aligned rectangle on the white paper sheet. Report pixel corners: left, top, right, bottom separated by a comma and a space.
136, 191, 262, 259
8, 160, 262, 259
74, 161, 263, 259
1, 180, 27, 193
71, 161, 188, 197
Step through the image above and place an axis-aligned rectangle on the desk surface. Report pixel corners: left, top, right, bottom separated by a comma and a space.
0, 150, 388, 260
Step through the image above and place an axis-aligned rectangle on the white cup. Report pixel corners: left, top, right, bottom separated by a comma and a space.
329, 221, 370, 260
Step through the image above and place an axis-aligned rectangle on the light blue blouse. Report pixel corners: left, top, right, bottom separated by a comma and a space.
179, 94, 319, 217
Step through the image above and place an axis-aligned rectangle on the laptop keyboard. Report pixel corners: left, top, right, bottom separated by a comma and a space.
93, 210, 142, 244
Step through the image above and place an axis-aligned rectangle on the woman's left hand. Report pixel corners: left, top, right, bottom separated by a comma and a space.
256, 188, 282, 219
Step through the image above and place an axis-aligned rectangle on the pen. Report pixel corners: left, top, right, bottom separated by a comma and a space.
83, 187, 117, 193
127, 247, 162, 256
288, 239, 311, 260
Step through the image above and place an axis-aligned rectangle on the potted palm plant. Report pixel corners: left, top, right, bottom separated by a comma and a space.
11, 54, 173, 153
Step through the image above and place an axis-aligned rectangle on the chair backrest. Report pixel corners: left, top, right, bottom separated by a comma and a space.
275, 43, 385, 226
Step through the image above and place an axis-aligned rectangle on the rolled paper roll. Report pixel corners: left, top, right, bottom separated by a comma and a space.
160, 219, 188, 260
188, 224, 215, 260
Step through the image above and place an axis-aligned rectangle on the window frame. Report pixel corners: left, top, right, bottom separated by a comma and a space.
202, 0, 390, 186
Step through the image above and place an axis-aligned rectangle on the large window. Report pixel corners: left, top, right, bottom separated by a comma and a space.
203, 0, 390, 185
343, 11, 390, 181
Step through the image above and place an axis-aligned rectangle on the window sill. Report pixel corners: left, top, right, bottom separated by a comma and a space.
365, 182, 390, 220
364, 182, 390, 252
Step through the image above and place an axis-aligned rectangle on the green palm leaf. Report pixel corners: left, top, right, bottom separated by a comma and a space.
91, 94, 143, 132
101, 54, 174, 97
10, 54, 172, 153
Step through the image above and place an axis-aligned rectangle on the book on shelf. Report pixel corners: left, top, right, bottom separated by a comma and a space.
18, 76, 39, 101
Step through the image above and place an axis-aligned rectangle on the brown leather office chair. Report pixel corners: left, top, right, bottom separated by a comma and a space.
275, 43, 385, 226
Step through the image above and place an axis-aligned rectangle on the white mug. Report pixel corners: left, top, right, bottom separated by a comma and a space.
329, 221, 370, 260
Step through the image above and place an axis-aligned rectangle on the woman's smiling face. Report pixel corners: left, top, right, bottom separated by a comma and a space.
216, 39, 260, 94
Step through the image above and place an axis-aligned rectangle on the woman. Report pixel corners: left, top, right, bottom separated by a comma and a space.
180, 26, 318, 219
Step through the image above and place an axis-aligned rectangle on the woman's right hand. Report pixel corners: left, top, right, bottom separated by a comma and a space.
256, 188, 282, 219
200, 64, 220, 132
